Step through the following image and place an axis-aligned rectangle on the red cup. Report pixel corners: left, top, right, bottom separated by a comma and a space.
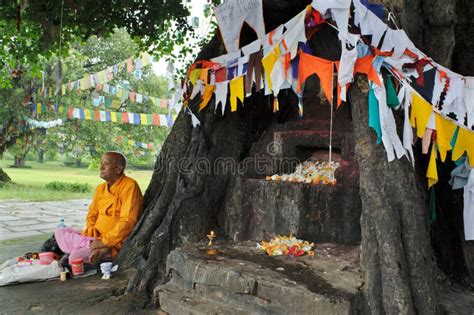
39, 252, 59, 265
71, 258, 84, 276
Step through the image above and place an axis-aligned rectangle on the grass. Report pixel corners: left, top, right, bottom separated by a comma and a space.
0, 160, 153, 202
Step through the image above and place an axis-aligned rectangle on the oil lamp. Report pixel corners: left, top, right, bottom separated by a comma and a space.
207, 230, 216, 246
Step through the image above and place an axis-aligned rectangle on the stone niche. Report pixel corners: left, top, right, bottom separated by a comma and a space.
221, 84, 362, 245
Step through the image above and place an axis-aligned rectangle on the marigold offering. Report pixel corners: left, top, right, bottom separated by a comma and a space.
266, 161, 339, 185
257, 234, 315, 257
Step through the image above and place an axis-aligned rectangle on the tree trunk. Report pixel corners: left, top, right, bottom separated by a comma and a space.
75, 156, 81, 168
402, 0, 474, 286
37, 150, 44, 163
117, 2, 311, 301
349, 76, 439, 314
14, 156, 26, 167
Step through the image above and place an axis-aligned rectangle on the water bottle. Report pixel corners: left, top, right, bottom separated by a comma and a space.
58, 218, 67, 228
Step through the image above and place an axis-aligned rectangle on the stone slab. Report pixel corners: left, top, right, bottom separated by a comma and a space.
158, 241, 365, 315
8, 223, 59, 233
0, 230, 43, 241
0, 215, 20, 221
3, 219, 41, 227
223, 178, 362, 245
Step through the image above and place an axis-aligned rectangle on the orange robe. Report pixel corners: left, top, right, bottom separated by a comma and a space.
82, 175, 143, 256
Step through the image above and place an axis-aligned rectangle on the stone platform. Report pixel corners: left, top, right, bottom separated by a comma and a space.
156, 241, 365, 315
223, 178, 361, 245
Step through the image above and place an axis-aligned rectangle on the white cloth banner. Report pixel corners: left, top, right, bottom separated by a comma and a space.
373, 75, 406, 162
464, 169, 474, 240
353, 0, 387, 47
215, 81, 229, 115
338, 33, 360, 102
312, 0, 351, 41
214, 0, 266, 53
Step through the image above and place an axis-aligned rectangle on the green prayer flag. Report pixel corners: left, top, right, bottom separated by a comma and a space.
368, 83, 382, 144
385, 76, 399, 108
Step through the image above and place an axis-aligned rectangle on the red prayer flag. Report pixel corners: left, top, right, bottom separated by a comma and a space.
122, 112, 129, 123
152, 114, 160, 126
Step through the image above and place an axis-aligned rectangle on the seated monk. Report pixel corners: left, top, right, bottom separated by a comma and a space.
54, 151, 143, 265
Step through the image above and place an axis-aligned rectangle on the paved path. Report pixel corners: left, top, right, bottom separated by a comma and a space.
0, 199, 90, 241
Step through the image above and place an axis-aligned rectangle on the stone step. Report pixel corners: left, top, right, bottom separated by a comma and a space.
158, 284, 248, 315
156, 242, 364, 315
223, 178, 361, 245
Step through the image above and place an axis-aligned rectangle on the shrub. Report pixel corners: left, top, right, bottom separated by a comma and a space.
46, 181, 91, 193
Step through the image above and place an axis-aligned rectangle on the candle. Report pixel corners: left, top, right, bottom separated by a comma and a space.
210, 230, 215, 236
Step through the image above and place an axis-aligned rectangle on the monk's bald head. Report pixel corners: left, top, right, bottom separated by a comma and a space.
103, 152, 126, 172
100, 152, 127, 185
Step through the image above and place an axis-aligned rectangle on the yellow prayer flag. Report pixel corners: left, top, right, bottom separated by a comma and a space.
111, 112, 117, 122
80, 78, 88, 90
229, 76, 244, 112
410, 93, 433, 138
141, 52, 150, 66
111, 100, 121, 109
61, 85, 66, 95
199, 68, 209, 82
452, 128, 474, 167
140, 113, 148, 125
426, 144, 438, 188
261, 46, 281, 92
36, 103, 42, 113
188, 69, 202, 85
84, 109, 92, 120
198, 84, 216, 111
117, 87, 123, 98
434, 114, 457, 162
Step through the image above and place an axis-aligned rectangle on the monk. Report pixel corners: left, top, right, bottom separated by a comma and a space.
55, 152, 143, 264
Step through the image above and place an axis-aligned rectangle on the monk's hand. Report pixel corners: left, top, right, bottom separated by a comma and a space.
90, 240, 106, 250
89, 247, 111, 264
89, 249, 100, 264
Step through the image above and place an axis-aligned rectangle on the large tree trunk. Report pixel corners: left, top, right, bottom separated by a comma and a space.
402, 0, 474, 286
116, 0, 472, 311
117, 0, 311, 301
350, 77, 439, 313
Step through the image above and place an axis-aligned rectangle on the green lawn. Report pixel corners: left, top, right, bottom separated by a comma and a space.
0, 160, 153, 201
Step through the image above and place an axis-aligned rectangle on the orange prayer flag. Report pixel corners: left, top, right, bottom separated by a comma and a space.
298, 52, 335, 103
199, 84, 216, 112
354, 55, 382, 86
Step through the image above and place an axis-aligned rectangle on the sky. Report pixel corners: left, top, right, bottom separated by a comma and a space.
152, 0, 212, 76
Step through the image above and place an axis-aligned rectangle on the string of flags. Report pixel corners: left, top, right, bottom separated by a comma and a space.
93, 83, 169, 109
26, 117, 64, 129
61, 53, 153, 95
116, 135, 160, 151
29, 105, 176, 128
176, 0, 474, 239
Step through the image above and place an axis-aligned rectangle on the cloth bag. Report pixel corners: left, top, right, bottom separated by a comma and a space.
0, 259, 60, 286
